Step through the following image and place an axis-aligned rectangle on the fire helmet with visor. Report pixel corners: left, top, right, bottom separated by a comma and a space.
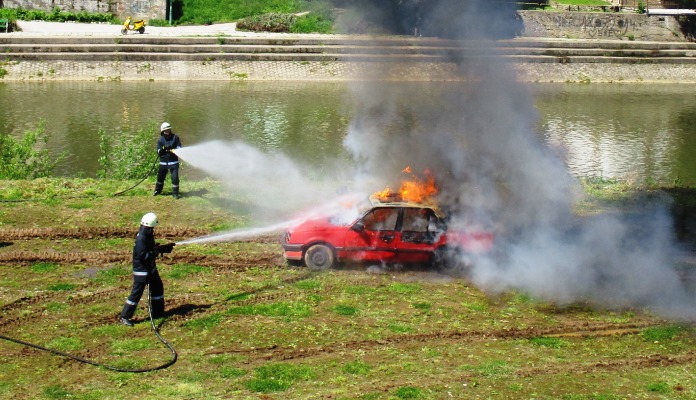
160, 122, 172, 133
140, 212, 159, 228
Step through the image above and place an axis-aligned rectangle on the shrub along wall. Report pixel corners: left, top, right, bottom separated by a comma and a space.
3, 0, 166, 20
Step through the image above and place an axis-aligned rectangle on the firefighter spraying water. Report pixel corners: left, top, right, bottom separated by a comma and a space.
119, 212, 175, 326
154, 122, 183, 199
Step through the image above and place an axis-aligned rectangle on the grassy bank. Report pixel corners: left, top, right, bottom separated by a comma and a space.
0, 177, 695, 399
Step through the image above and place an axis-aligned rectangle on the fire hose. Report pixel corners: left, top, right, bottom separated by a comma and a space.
0, 258, 178, 372
112, 155, 160, 197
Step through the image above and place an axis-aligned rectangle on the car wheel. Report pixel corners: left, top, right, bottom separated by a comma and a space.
304, 244, 335, 271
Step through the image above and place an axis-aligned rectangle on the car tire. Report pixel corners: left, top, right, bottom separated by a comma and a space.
304, 244, 335, 271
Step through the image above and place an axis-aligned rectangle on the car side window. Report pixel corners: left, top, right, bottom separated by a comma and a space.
402, 208, 433, 233
401, 208, 443, 244
362, 208, 399, 231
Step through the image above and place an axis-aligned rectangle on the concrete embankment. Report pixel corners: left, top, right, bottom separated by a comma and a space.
1, 21, 696, 83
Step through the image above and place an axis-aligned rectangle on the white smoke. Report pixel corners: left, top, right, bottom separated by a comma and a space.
338, 0, 696, 319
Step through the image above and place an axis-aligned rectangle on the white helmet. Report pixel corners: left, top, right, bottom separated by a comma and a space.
140, 212, 159, 228
160, 122, 172, 133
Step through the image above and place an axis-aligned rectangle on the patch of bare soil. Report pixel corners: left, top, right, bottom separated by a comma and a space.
0, 250, 129, 264
516, 351, 696, 377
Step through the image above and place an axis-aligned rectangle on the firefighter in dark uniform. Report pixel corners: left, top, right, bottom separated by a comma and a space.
119, 212, 173, 326
154, 122, 183, 199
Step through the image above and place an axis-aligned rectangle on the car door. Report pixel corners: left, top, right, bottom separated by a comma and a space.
393, 207, 443, 263
343, 207, 401, 263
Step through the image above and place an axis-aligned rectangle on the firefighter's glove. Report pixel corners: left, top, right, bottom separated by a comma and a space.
156, 242, 175, 256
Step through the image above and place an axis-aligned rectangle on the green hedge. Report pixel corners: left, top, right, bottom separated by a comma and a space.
0, 7, 118, 24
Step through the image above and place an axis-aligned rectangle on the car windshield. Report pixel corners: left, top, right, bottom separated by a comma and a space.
327, 197, 374, 226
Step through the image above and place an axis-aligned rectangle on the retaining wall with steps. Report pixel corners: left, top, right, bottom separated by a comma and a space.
2, 21, 696, 82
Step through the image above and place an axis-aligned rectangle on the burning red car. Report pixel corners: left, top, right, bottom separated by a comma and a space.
281, 192, 494, 271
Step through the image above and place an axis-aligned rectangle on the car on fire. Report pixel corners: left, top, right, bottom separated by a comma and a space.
281, 194, 494, 271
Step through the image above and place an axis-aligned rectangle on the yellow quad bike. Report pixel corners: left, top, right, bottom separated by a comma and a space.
121, 16, 146, 34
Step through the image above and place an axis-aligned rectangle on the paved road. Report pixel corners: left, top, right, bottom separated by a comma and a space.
10, 20, 262, 37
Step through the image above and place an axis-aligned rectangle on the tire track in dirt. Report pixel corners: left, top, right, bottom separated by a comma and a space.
0, 227, 210, 241
0, 287, 127, 330
0, 250, 130, 264
360, 350, 696, 396
0, 250, 284, 269
204, 321, 696, 390
516, 350, 696, 377
205, 321, 661, 361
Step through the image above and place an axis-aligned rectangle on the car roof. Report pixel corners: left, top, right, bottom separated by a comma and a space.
368, 194, 442, 214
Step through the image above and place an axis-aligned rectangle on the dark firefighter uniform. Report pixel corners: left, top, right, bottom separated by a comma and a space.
154, 122, 183, 199
120, 221, 165, 325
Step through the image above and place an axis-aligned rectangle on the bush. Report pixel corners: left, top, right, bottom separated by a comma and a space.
97, 122, 159, 180
1, 7, 118, 24
0, 123, 61, 179
236, 13, 297, 32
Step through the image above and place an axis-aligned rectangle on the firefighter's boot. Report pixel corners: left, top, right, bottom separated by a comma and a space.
154, 181, 164, 196
121, 301, 137, 321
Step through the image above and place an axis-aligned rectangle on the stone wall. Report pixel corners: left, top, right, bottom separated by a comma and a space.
3, 59, 696, 84
519, 10, 691, 41
3, 0, 166, 20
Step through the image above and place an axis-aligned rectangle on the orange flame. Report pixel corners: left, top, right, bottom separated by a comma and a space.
373, 186, 396, 202
373, 168, 438, 203
399, 175, 437, 203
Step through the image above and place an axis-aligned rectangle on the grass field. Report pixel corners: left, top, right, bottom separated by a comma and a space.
0, 178, 695, 399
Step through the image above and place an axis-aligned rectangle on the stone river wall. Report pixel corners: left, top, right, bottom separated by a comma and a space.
4, 58, 696, 84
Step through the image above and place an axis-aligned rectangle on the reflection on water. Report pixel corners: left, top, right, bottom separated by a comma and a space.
533, 83, 696, 186
1, 81, 695, 186
0, 81, 351, 178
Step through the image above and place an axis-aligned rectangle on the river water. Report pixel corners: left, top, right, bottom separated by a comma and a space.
1, 81, 695, 186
